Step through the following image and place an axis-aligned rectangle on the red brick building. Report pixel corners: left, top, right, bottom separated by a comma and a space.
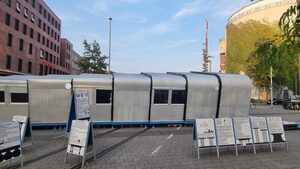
0, 0, 70, 75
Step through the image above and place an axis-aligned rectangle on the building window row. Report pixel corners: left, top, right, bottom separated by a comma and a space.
4, 13, 60, 54
7, 33, 35, 56
40, 49, 60, 66
38, 3, 60, 31
39, 64, 67, 76
6, 55, 32, 74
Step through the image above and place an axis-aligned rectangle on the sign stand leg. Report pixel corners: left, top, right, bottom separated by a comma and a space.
285, 142, 288, 152
197, 147, 200, 160
216, 146, 220, 160
81, 155, 85, 169
235, 144, 238, 156
64, 153, 68, 163
252, 143, 256, 154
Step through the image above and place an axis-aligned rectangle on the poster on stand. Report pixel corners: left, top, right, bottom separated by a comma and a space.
215, 118, 235, 146
233, 117, 252, 146
194, 119, 216, 147
250, 117, 270, 143
266, 117, 286, 143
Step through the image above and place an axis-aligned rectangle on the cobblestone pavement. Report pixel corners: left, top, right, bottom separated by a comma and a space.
9, 126, 300, 169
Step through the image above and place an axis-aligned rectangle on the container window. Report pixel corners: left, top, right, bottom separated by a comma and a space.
171, 90, 186, 104
154, 89, 169, 104
96, 90, 112, 104
0, 91, 5, 103
11, 93, 28, 103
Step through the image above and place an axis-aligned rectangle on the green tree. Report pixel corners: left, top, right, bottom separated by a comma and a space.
78, 40, 108, 74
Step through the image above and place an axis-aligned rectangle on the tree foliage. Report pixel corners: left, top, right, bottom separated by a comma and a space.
78, 40, 108, 74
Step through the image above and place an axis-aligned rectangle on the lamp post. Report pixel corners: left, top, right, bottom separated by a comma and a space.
108, 17, 112, 73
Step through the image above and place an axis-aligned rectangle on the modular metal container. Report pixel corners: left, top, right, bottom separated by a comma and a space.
73, 74, 113, 122
168, 73, 219, 119
28, 76, 73, 124
113, 73, 150, 122
143, 73, 186, 121
217, 74, 251, 117
0, 76, 31, 122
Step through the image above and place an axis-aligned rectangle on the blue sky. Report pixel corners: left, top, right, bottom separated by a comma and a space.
45, 0, 250, 73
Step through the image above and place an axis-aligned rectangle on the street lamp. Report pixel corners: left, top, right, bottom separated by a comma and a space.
108, 17, 112, 73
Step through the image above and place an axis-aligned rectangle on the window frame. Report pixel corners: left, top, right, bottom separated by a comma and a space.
171, 90, 186, 105
0, 91, 5, 103
153, 89, 169, 105
96, 89, 112, 104
10, 93, 28, 104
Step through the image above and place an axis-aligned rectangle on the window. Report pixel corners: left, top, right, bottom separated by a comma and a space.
18, 58, 22, 72
29, 43, 33, 54
5, 13, 11, 26
6, 55, 11, 69
30, 28, 34, 38
0, 91, 4, 103
5, 0, 11, 7
96, 90, 112, 104
31, 0, 35, 8
22, 24, 27, 35
11, 93, 28, 103
39, 64, 43, 75
15, 19, 19, 30
38, 19, 41, 28
19, 39, 24, 51
44, 65, 48, 75
171, 90, 186, 104
7, 33, 13, 47
154, 89, 169, 104
39, 4, 42, 14
42, 36, 45, 45
43, 23, 46, 31
37, 33, 40, 42
28, 61, 32, 73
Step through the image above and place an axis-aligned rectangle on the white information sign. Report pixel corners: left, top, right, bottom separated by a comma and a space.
233, 117, 252, 146
195, 119, 216, 147
0, 122, 21, 151
266, 117, 286, 143
250, 117, 270, 143
67, 120, 90, 156
12, 116, 28, 143
75, 90, 90, 120
215, 118, 235, 146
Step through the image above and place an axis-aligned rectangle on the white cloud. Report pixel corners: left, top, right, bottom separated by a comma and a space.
173, 0, 202, 20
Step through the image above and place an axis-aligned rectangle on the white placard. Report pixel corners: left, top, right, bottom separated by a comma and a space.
250, 117, 270, 143
195, 119, 216, 147
67, 120, 90, 156
12, 116, 28, 143
233, 117, 252, 146
215, 118, 235, 146
75, 90, 90, 120
0, 122, 21, 151
266, 117, 286, 143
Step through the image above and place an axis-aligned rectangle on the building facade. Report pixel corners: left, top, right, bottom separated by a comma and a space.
70, 48, 81, 75
0, 0, 71, 75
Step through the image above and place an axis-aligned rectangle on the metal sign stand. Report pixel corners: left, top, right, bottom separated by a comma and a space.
250, 117, 273, 153
12, 116, 33, 148
266, 117, 288, 152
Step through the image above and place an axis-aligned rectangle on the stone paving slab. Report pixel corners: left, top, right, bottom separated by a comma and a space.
9, 127, 300, 169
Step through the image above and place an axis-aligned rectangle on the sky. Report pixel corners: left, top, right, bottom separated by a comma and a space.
45, 0, 251, 73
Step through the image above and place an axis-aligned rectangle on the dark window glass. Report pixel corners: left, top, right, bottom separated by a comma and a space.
29, 43, 33, 54
171, 90, 186, 104
30, 28, 34, 38
44, 65, 48, 75
19, 39, 24, 51
154, 89, 169, 104
96, 90, 112, 104
7, 33, 12, 47
5, 13, 11, 26
11, 93, 28, 103
38, 19, 41, 28
39, 64, 43, 75
31, 0, 35, 8
23, 24, 27, 35
15, 19, 19, 30
6, 0, 11, 7
39, 4, 42, 14
28, 61, 32, 73
0, 91, 4, 103
18, 58, 22, 72
6, 55, 11, 69
37, 33, 41, 42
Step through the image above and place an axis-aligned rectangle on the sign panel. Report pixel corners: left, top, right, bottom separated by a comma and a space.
195, 119, 216, 147
266, 117, 286, 143
12, 116, 28, 143
67, 120, 90, 156
233, 117, 252, 146
250, 117, 270, 143
0, 122, 21, 163
215, 118, 235, 146
75, 90, 90, 120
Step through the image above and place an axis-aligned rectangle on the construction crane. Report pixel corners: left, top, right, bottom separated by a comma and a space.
202, 18, 211, 72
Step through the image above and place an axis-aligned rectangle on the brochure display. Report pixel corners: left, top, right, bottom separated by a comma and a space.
12, 116, 32, 147
0, 122, 23, 167
266, 117, 288, 151
74, 90, 91, 120
194, 119, 217, 159
233, 117, 256, 154
65, 120, 95, 168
